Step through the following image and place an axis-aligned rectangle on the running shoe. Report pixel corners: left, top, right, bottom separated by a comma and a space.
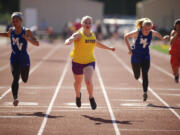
13, 99, 19, 106
175, 75, 179, 83
143, 92, 148, 102
89, 97, 97, 110
76, 93, 81, 107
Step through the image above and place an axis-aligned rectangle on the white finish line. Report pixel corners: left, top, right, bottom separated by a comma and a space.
65, 102, 90, 106
120, 103, 148, 107
4, 102, 39, 106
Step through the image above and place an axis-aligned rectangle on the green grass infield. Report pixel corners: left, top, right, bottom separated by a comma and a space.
151, 44, 170, 54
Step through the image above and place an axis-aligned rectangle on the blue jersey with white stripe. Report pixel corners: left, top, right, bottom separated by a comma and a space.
10, 27, 30, 67
131, 29, 152, 63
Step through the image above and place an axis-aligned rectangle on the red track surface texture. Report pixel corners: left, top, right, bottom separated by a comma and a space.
0, 39, 180, 135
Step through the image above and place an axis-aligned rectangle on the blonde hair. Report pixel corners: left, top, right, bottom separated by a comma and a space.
81, 16, 93, 25
136, 18, 153, 29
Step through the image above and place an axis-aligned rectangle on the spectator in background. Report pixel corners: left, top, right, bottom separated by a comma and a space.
47, 26, 54, 43
73, 18, 81, 31
40, 19, 48, 31
95, 20, 102, 40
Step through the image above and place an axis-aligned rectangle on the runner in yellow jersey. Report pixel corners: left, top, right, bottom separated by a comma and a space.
65, 16, 115, 110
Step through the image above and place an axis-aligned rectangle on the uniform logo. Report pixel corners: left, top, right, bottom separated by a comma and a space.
12, 37, 23, 51
140, 38, 147, 48
85, 39, 95, 43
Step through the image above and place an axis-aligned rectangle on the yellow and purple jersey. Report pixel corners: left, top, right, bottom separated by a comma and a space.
70, 29, 96, 64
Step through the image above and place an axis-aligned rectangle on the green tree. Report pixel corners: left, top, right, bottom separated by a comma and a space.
0, 0, 20, 23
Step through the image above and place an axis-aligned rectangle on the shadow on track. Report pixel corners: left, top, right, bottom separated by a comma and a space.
16, 112, 64, 118
147, 103, 180, 110
82, 115, 132, 125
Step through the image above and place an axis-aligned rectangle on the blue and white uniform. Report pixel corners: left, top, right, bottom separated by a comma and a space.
131, 29, 152, 63
10, 27, 30, 67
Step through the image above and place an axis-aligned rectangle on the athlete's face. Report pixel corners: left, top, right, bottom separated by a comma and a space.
82, 18, 92, 31
12, 17, 22, 28
142, 25, 152, 35
175, 23, 180, 34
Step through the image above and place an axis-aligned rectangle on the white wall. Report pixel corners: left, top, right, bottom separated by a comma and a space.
20, 0, 104, 33
136, 0, 180, 31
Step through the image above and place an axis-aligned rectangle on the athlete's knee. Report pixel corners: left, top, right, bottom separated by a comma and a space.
85, 79, 92, 86
142, 72, 148, 80
74, 80, 81, 86
13, 76, 19, 83
21, 75, 28, 83
133, 70, 140, 80
134, 74, 140, 80
12, 80, 18, 86
22, 78, 28, 83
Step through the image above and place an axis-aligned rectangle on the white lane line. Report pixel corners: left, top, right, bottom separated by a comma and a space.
119, 128, 180, 132
138, 47, 175, 80
120, 103, 148, 107
4, 102, 39, 106
106, 87, 141, 90
155, 88, 180, 91
151, 49, 170, 60
113, 42, 174, 80
60, 86, 180, 91
0, 64, 9, 71
160, 94, 180, 97
96, 62, 121, 135
151, 63, 174, 78
37, 56, 70, 135
0, 86, 56, 89
111, 52, 180, 120
65, 102, 90, 106
1, 86, 179, 91
111, 99, 153, 102
0, 108, 175, 114
0, 45, 60, 100
60, 86, 141, 90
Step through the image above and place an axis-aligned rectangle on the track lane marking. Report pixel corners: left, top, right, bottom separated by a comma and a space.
151, 63, 174, 78
96, 62, 121, 135
0, 45, 60, 100
111, 40, 175, 80
119, 128, 180, 132
2, 86, 179, 91
37, 55, 70, 135
111, 52, 180, 120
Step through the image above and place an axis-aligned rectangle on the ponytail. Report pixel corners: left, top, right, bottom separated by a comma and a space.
136, 18, 152, 29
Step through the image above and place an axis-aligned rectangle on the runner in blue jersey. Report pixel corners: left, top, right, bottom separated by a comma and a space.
0, 12, 39, 106
124, 18, 169, 101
